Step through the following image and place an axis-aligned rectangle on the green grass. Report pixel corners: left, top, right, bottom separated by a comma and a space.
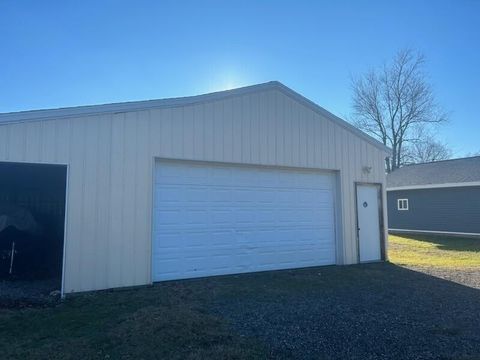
389, 234, 480, 269
0, 282, 266, 360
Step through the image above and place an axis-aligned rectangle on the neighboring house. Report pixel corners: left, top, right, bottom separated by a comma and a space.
387, 156, 480, 237
0, 81, 389, 295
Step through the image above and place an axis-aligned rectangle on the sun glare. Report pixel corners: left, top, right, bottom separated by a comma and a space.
207, 70, 250, 93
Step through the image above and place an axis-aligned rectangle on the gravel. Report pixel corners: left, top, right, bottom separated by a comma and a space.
406, 266, 480, 290
0, 278, 61, 308
211, 263, 480, 360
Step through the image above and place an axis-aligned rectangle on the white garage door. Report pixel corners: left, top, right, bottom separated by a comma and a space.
152, 160, 336, 281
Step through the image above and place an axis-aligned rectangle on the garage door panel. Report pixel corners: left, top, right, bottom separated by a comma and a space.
152, 161, 336, 281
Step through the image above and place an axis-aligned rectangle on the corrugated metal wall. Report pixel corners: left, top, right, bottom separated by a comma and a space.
0, 88, 388, 293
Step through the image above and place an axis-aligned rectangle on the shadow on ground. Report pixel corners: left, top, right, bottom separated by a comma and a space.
1, 262, 479, 359
397, 233, 480, 252
207, 263, 480, 359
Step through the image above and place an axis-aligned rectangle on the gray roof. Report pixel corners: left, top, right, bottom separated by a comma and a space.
0, 81, 390, 153
387, 156, 480, 188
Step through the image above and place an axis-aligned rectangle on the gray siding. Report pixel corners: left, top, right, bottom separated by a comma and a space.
387, 186, 480, 234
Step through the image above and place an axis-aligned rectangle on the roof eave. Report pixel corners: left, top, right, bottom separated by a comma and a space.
0, 81, 391, 153
387, 181, 480, 191
272, 82, 391, 154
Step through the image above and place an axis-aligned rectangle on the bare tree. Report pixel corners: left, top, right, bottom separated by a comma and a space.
351, 49, 447, 172
403, 138, 451, 164
400, 126, 451, 164
465, 151, 480, 157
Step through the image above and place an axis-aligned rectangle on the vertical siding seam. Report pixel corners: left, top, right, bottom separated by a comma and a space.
230, 100, 235, 161
53, 121, 59, 162
212, 102, 216, 160
169, 108, 174, 157
348, 134, 356, 263
147, 111, 153, 281
121, 114, 127, 287
181, 106, 185, 158
21, 123, 27, 161
271, 92, 275, 164
105, 114, 113, 289
202, 104, 206, 160
133, 111, 139, 284
240, 95, 244, 163
248, 95, 252, 163
6, 125, 11, 159
273, 92, 278, 165
257, 93, 262, 163
285, 98, 290, 164
64, 120, 73, 291
282, 94, 286, 166
330, 121, 336, 169
222, 100, 226, 161
192, 106, 196, 160
311, 112, 316, 166
92, 117, 100, 289
305, 109, 310, 166
79, 119, 87, 291
297, 102, 301, 165
0, 126, 6, 158
38, 121, 44, 162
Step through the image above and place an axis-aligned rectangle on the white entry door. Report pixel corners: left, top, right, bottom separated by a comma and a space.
356, 184, 382, 262
152, 160, 337, 281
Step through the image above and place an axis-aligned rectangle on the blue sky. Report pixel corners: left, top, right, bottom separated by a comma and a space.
1, 1, 479, 155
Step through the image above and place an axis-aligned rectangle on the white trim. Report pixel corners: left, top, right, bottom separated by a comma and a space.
354, 182, 386, 264
387, 181, 480, 191
149, 156, 156, 286
61, 164, 70, 298
334, 171, 344, 265
0, 160, 70, 297
0, 83, 276, 123
152, 156, 339, 173
389, 228, 480, 237
397, 198, 409, 211
0, 81, 390, 153
0, 159, 69, 166
332, 171, 340, 265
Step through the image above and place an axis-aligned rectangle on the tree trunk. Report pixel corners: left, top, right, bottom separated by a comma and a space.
391, 143, 398, 171
385, 157, 391, 173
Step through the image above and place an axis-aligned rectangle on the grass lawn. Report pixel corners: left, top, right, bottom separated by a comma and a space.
0, 279, 266, 359
389, 234, 480, 269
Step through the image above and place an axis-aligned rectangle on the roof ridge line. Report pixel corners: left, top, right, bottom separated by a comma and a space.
398, 155, 480, 169
0, 81, 279, 121
0, 80, 390, 153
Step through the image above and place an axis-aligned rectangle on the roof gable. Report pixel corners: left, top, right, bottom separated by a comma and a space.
0, 81, 390, 153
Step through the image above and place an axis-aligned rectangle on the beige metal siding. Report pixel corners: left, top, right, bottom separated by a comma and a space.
0, 88, 387, 293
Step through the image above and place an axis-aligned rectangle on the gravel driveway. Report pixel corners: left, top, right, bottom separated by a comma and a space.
1, 262, 478, 359
406, 266, 480, 290
210, 263, 480, 360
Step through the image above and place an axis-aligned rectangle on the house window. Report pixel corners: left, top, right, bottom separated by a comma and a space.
397, 199, 409, 211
